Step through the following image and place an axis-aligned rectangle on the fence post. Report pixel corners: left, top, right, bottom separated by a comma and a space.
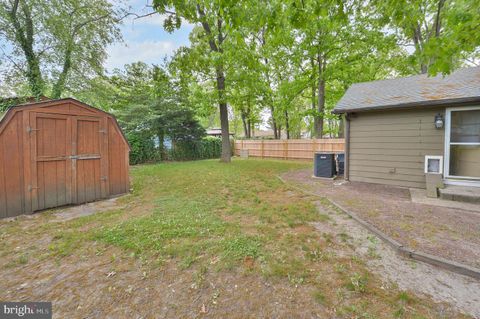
261, 140, 264, 158
283, 140, 288, 159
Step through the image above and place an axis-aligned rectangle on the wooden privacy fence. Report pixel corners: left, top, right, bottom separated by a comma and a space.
235, 139, 345, 160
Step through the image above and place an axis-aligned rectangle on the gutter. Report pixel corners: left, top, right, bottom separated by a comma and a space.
332, 96, 480, 114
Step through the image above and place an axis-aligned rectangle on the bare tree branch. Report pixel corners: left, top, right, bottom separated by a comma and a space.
11, 0, 20, 16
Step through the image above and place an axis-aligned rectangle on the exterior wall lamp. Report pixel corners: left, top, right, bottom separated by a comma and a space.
434, 113, 444, 129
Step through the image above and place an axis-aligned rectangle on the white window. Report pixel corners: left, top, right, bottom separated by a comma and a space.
445, 106, 480, 180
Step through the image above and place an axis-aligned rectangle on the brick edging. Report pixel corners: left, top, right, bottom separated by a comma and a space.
277, 175, 480, 280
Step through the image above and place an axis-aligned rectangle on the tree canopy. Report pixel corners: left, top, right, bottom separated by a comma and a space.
0, 0, 478, 163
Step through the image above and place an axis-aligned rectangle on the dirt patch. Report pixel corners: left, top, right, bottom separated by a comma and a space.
52, 198, 125, 222
0, 245, 327, 318
282, 169, 480, 270
309, 201, 480, 318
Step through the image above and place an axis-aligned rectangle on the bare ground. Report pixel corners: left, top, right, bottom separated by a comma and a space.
282, 168, 480, 269
1, 247, 325, 318
310, 200, 480, 318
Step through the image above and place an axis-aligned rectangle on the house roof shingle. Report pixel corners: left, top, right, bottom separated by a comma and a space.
333, 66, 480, 113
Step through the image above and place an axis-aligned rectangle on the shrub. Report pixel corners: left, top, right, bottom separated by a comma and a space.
126, 134, 223, 164
168, 137, 222, 161
126, 131, 160, 165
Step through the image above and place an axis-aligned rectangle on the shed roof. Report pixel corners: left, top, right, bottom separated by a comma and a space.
0, 97, 130, 150
333, 66, 480, 114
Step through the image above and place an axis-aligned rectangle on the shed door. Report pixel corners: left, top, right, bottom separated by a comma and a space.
30, 113, 73, 211
72, 117, 106, 204
31, 113, 107, 211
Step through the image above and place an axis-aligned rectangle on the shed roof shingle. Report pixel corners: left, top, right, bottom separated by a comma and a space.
334, 66, 480, 113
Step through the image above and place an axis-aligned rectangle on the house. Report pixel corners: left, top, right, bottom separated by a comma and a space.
206, 128, 234, 138
0, 98, 130, 219
333, 66, 480, 189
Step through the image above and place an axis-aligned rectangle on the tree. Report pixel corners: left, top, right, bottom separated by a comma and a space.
152, 0, 249, 162
372, 0, 480, 74
268, 0, 403, 138
95, 62, 206, 161
0, 0, 123, 98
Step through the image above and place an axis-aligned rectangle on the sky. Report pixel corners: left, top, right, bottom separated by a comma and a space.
105, 0, 193, 71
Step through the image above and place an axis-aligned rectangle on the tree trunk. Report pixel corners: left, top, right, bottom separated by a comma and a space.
285, 110, 290, 140
314, 53, 326, 138
260, 28, 278, 140
196, 9, 231, 162
412, 25, 428, 74
216, 65, 231, 162
311, 80, 317, 137
270, 106, 278, 139
241, 109, 249, 138
9, 1, 44, 98
52, 41, 73, 98
310, 57, 317, 137
434, 0, 446, 38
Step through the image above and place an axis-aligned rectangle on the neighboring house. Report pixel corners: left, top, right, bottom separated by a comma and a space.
333, 66, 480, 189
237, 129, 311, 139
206, 128, 234, 138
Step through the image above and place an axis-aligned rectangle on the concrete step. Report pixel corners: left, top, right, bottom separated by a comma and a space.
439, 186, 480, 204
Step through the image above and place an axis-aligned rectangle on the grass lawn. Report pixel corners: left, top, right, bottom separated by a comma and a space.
0, 159, 467, 318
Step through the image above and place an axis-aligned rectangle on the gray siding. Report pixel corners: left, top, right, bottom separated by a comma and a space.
349, 108, 445, 188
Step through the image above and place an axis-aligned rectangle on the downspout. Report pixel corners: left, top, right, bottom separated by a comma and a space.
344, 113, 350, 181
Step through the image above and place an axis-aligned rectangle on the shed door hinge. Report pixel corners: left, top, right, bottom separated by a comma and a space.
100, 176, 107, 181
99, 129, 107, 134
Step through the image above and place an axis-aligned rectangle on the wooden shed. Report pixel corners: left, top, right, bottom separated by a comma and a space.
0, 98, 130, 218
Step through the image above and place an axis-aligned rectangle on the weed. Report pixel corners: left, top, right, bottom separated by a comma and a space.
346, 272, 368, 293
334, 263, 347, 274
312, 290, 326, 304
193, 265, 208, 289
338, 232, 351, 242
18, 253, 29, 265
221, 236, 262, 261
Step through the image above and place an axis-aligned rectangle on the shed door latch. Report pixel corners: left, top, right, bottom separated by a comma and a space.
28, 185, 40, 192
27, 126, 40, 134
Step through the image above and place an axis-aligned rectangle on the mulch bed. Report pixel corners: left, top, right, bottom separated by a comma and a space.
282, 169, 480, 269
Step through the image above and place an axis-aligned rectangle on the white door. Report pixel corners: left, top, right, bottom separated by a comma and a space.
445, 106, 480, 184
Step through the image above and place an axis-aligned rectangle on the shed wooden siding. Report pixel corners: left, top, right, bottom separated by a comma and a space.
0, 112, 25, 217
0, 99, 130, 218
108, 117, 130, 196
349, 108, 445, 188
